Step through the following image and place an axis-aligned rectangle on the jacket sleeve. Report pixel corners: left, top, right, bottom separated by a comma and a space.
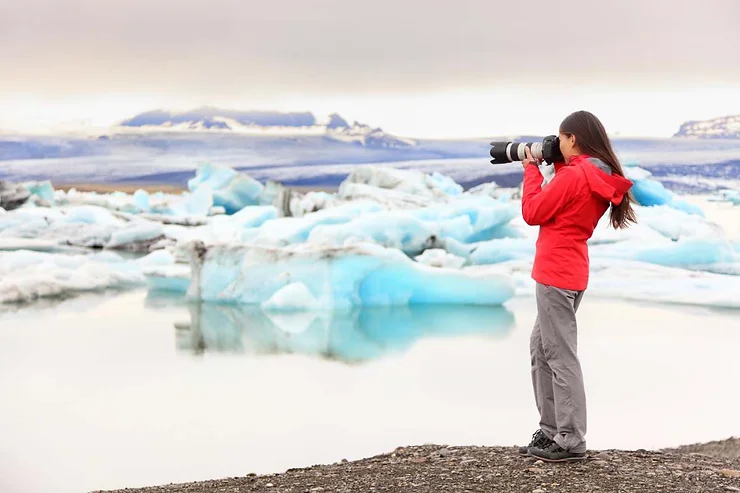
521, 164, 577, 226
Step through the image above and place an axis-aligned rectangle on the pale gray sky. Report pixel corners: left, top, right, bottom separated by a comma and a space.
1, 0, 739, 137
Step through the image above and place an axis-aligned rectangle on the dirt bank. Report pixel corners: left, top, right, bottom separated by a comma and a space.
96, 438, 740, 493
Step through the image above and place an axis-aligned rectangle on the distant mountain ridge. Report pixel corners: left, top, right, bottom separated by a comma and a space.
674, 115, 740, 139
120, 107, 317, 129
118, 107, 416, 148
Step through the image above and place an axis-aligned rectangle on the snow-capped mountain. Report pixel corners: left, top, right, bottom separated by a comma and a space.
117, 107, 416, 148
674, 115, 740, 139
120, 107, 316, 130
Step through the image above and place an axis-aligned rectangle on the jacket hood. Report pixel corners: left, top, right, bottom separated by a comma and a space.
572, 155, 633, 205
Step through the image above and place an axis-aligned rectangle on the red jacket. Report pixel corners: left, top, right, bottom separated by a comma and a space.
521, 154, 634, 291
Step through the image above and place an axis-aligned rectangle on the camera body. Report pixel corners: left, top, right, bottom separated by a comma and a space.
489, 135, 564, 166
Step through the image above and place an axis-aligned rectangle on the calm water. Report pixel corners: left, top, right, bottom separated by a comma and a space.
0, 290, 738, 493
1, 195, 738, 493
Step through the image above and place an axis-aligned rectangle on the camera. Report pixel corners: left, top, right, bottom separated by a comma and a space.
489, 135, 563, 165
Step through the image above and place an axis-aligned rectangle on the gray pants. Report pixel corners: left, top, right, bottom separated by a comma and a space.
530, 282, 587, 453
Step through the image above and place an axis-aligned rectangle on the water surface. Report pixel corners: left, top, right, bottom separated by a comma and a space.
1, 290, 738, 493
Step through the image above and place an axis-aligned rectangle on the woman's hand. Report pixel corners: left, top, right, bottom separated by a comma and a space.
523, 146, 542, 169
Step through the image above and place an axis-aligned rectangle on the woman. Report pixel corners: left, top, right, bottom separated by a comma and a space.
517, 110, 636, 462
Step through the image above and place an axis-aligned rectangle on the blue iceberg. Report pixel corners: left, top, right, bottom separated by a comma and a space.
180, 241, 515, 309
187, 163, 265, 214
625, 166, 704, 216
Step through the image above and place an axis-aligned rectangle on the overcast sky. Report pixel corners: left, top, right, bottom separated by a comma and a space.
1, 0, 739, 137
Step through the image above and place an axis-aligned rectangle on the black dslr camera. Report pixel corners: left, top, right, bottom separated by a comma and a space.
489, 135, 564, 165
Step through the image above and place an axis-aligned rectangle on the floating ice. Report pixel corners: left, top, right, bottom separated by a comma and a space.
590, 237, 738, 268
306, 196, 517, 255
174, 302, 515, 361
414, 249, 467, 269
342, 165, 462, 198
187, 163, 265, 214
23, 180, 55, 204
715, 189, 740, 205
241, 201, 384, 246
181, 241, 515, 309
143, 264, 192, 292
162, 205, 279, 245
625, 166, 704, 216
467, 238, 536, 265
0, 250, 145, 305
0, 206, 164, 250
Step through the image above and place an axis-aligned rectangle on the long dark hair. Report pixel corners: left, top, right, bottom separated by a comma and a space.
559, 111, 637, 229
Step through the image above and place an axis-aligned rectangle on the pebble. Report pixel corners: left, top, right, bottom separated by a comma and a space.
533, 489, 545, 493
719, 469, 740, 478
534, 460, 545, 466
266, 483, 274, 488
724, 487, 740, 492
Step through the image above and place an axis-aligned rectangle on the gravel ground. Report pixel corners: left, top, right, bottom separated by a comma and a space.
96, 438, 740, 493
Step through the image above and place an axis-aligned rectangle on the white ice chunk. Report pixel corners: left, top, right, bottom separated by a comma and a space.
136, 249, 176, 267
261, 282, 322, 311
341, 165, 463, 198
0, 250, 145, 304
414, 249, 467, 269
166, 184, 213, 217
105, 220, 164, 249
290, 191, 340, 217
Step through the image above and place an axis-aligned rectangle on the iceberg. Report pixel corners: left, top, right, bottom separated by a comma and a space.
0, 206, 165, 251
23, 180, 56, 204
187, 163, 265, 214
716, 189, 740, 205
624, 166, 704, 216
341, 165, 462, 198
179, 241, 515, 309
467, 258, 740, 309
174, 302, 514, 362
162, 205, 279, 245
306, 196, 517, 255
0, 250, 146, 305
0, 180, 32, 211
590, 237, 738, 268
239, 201, 384, 247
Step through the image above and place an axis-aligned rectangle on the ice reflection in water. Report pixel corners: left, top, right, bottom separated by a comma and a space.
161, 298, 516, 363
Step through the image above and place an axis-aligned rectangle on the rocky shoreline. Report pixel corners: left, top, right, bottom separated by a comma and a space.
96, 438, 740, 493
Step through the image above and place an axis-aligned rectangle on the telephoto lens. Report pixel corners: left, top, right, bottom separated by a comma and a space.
489, 135, 563, 165
489, 141, 543, 164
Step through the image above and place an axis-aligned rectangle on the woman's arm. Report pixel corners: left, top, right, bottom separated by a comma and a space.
521, 164, 577, 225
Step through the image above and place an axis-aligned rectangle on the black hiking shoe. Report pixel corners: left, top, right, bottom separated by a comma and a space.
518, 429, 553, 455
528, 441, 587, 462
